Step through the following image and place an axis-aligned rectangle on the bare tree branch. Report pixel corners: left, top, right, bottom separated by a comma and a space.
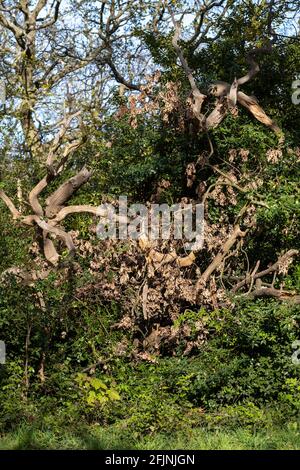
197, 224, 247, 289
168, 6, 206, 121
45, 167, 92, 218
0, 190, 21, 219
232, 250, 299, 293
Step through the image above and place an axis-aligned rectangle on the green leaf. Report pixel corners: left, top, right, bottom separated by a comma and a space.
90, 378, 107, 390
107, 389, 121, 401
87, 390, 96, 405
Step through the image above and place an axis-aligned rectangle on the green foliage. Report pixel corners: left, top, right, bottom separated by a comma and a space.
279, 378, 300, 411
75, 373, 120, 408
1, 266, 300, 435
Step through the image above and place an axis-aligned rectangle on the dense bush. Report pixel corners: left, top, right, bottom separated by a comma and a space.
1, 282, 300, 435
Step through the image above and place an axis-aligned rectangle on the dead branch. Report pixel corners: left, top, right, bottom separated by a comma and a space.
196, 225, 247, 289
45, 167, 92, 218
52, 205, 107, 224
205, 98, 228, 130
29, 176, 48, 216
33, 216, 75, 254
1, 267, 51, 285
43, 235, 60, 266
231, 250, 299, 293
237, 91, 281, 134
0, 190, 21, 219
247, 287, 300, 304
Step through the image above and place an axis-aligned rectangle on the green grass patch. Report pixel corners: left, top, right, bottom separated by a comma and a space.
1, 421, 300, 450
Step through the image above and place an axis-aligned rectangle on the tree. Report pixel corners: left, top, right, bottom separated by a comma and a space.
0, 0, 299, 304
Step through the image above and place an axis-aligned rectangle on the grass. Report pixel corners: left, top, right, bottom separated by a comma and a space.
1, 423, 300, 450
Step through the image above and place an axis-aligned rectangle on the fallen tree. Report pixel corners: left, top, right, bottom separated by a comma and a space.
0, 1, 298, 362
